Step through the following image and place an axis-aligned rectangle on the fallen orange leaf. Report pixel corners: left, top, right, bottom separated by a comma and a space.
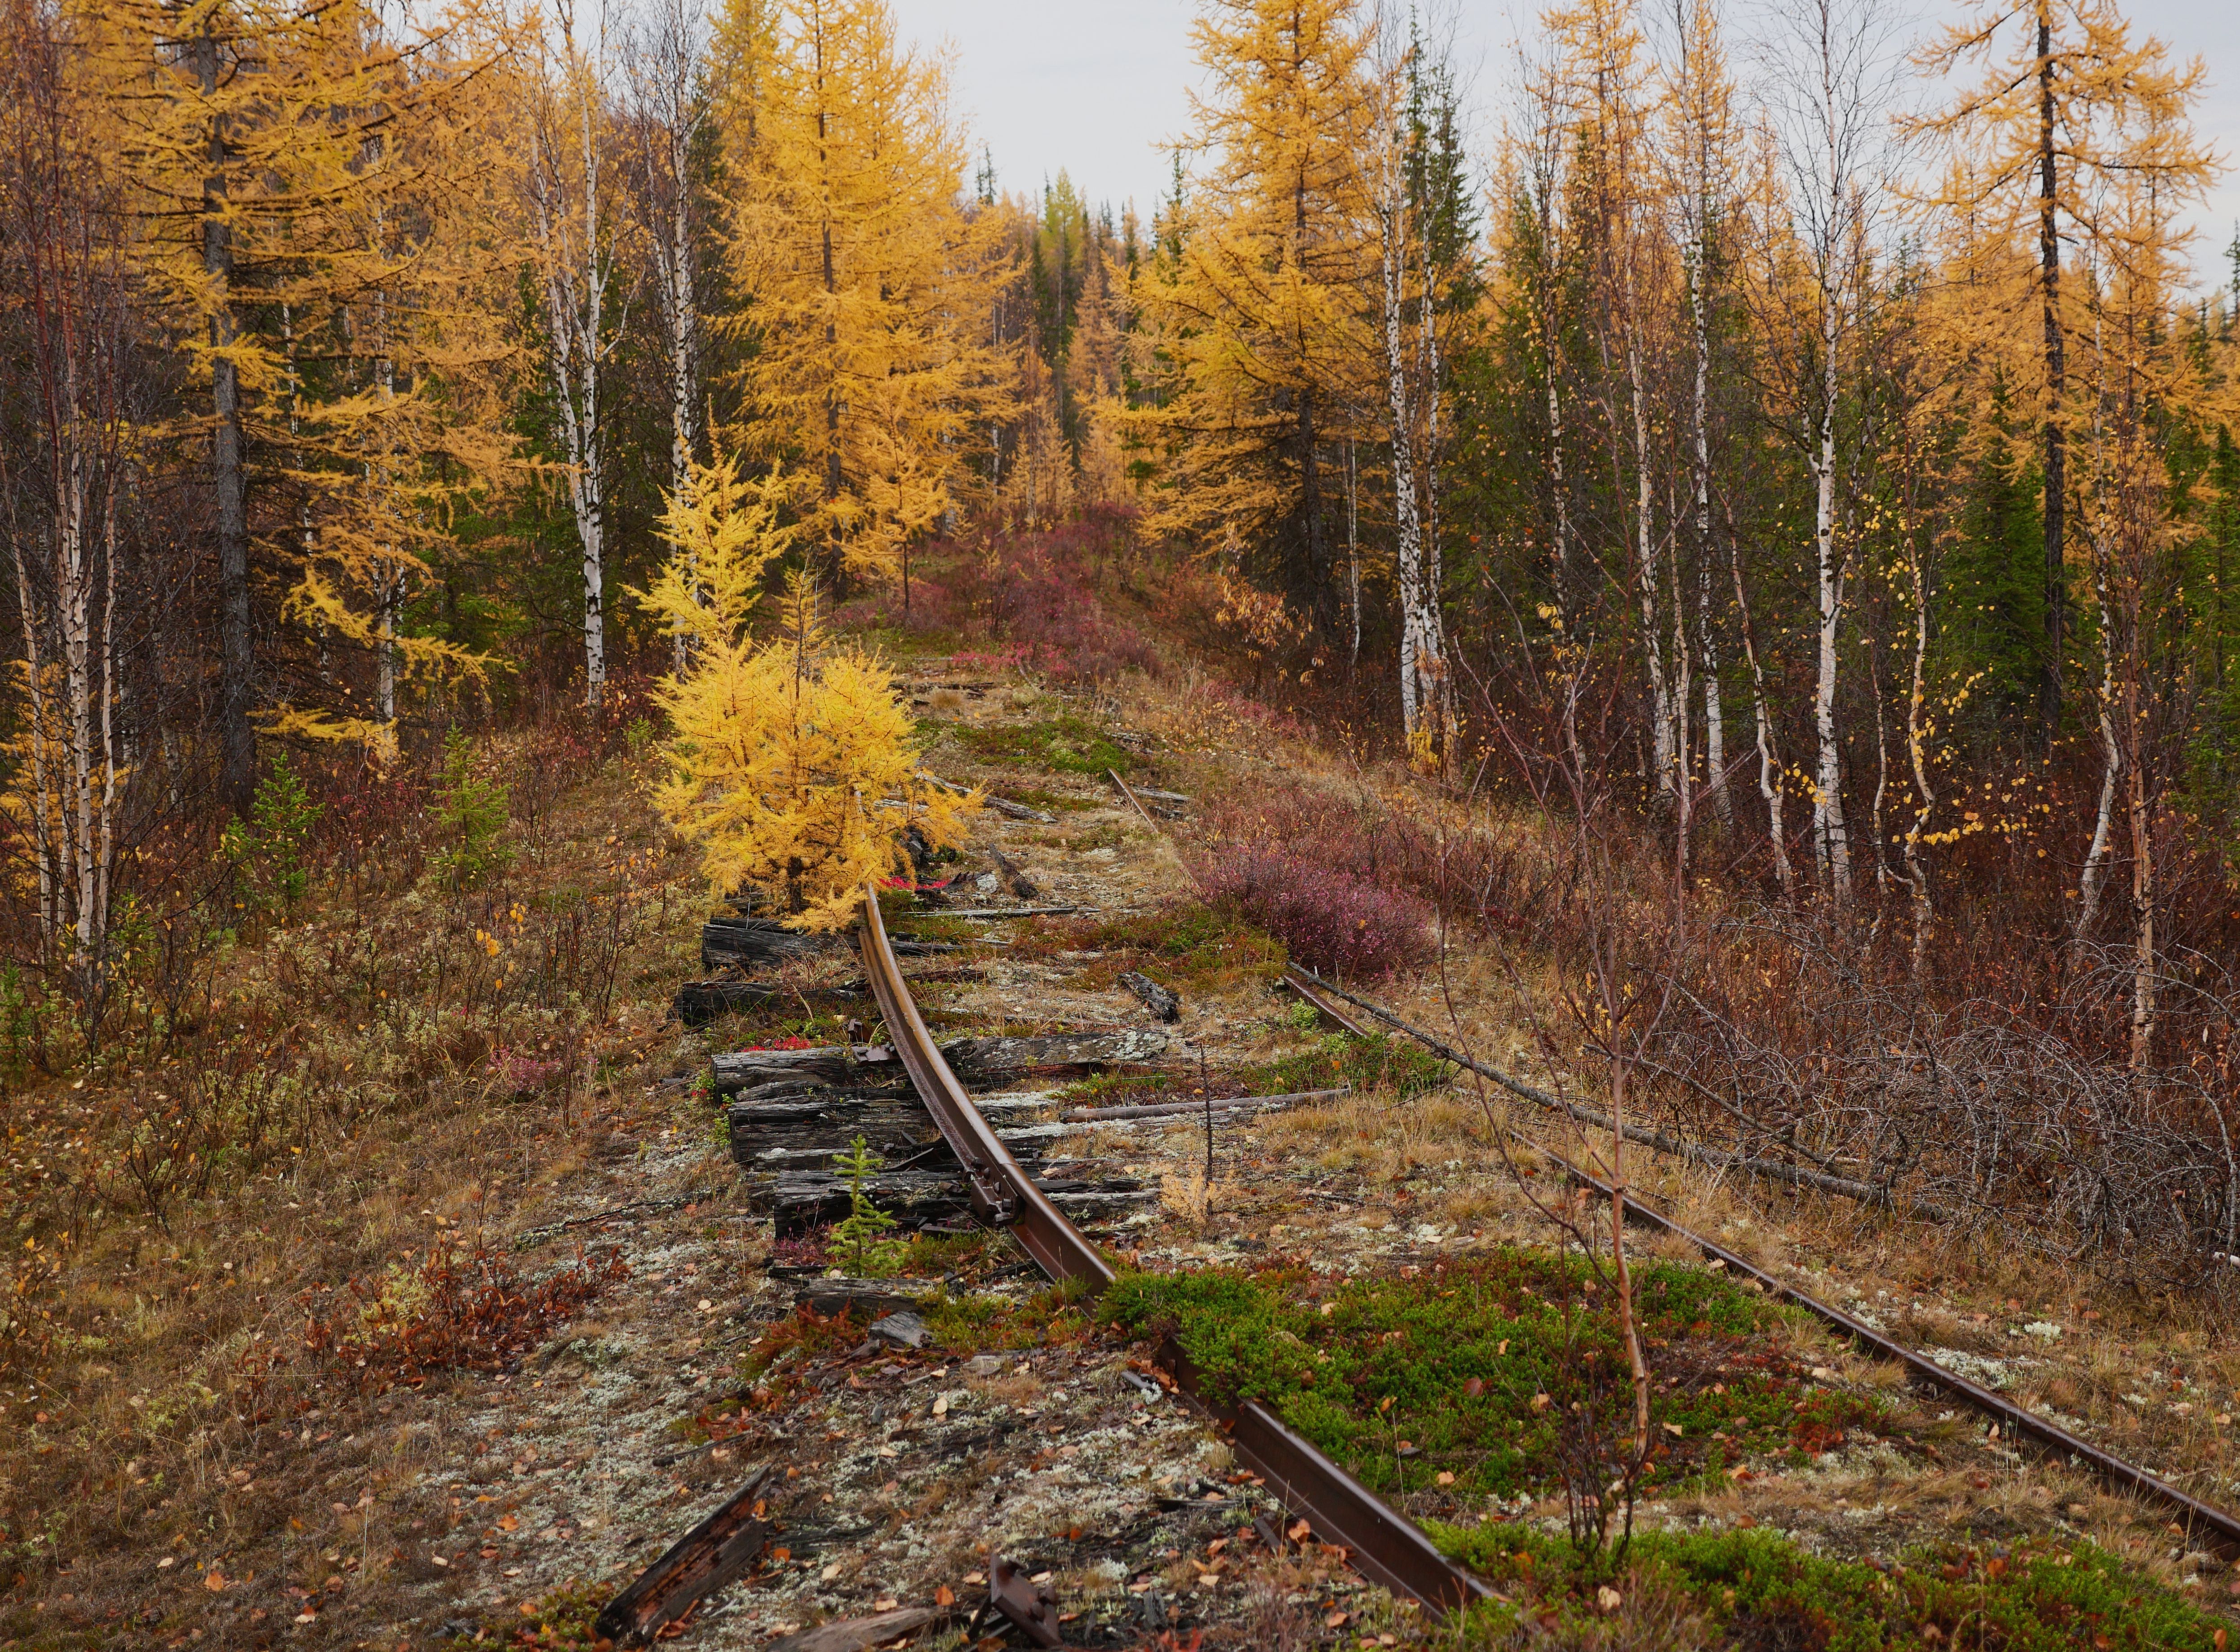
203, 1571, 227, 1593
935, 1585, 955, 1607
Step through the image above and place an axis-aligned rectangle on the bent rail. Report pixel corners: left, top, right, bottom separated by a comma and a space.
857, 890, 1492, 1611
1281, 968, 2240, 1562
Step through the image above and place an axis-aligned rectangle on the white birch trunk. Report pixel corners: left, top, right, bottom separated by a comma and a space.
1902, 531, 1934, 979
529, 28, 615, 712
1627, 283, 1674, 801
1379, 137, 1428, 754
1810, 273, 1849, 901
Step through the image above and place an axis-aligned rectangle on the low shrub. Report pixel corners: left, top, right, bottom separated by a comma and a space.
942, 519, 1159, 683
1188, 841, 1433, 979
283, 1243, 628, 1395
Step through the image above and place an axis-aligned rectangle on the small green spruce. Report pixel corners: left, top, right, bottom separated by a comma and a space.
224, 750, 325, 918
831, 1134, 896, 1272
433, 729, 511, 888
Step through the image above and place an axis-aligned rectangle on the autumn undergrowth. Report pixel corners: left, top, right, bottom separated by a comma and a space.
1431, 1523, 2233, 1652
1103, 1249, 1881, 1510
0, 705, 708, 1644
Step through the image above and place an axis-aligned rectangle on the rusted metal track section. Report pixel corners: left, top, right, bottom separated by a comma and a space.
858, 890, 1491, 1611
1281, 968, 2240, 1562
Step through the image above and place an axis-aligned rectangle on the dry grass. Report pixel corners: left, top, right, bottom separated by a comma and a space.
0, 731, 719, 1648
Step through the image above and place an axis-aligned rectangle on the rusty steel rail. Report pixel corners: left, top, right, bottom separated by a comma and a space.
858, 890, 1492, 1611
1281, 968, 2240, 1561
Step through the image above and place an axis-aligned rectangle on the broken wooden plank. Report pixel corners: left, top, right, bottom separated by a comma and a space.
701, 916, 829, 970
1057, 1086, 1349, 1123
986, 846, 1040, 899
1118, 970, 1180, 1023
791, 1276, 930, 1317
671, 979, 779, 1028
765, 1606, 944, 1652
772, 1175, 1152, 1236
935, 905, 1080, 919
593, 1466, 775, 1645
712, 1029, 1170, 1094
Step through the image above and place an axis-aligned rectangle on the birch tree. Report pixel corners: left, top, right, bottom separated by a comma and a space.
0, 0, 133, 997
528, 0, 628, 712
625, 0, 709, 673
1756, 0, 1895, 903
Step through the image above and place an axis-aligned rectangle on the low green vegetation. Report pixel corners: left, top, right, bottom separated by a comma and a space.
954, 713, 1142, 776
1103, 1249, 1882, 1504
1434, 1524, 2234, 1651
1059, 1028, 1449, 1110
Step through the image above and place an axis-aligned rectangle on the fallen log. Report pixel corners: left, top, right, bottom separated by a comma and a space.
917, 769, 1058, 824
712, 1028, 1170, 1094
1057, 1086, 1347, 1123
1118, 970, 1180, 1023
594, 1466, 775, 1646
671, 979, 779, 1028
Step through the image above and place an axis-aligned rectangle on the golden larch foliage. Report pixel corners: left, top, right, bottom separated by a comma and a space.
640, 474, 974, 930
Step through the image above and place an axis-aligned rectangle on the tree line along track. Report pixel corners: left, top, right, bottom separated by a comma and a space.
855, 887, 1495, 1613
1277, 969, 2240, 1564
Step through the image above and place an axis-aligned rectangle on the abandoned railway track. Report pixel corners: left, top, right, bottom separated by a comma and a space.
856, 887, 1497, 1615
1277, 969, 2240, 1564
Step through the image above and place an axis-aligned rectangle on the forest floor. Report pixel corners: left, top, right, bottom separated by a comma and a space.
6, 602, 2240, 1652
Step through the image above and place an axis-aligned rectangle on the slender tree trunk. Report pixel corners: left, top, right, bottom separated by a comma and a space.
197, 26, 253, 812
1380, 150, 1427, 757
1686, 230, 1731, 828
2077, 567, 2119, 930
1811, 273, 1850, 902
1346, 437, 1360, 677
1625, 275, 1673, 802
528, 42, 612, 713
2126, 672, 2154, 1073
1728, 499, 1793, 896
2036, 3, 2067, 749
1420, 183, 1452, 761
1903, 526, 1934, 980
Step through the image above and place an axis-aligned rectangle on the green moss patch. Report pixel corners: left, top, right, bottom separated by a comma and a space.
954, 714, 1143, 776
1058, 1030, 1449, 1112
1103, 1250, 1882, 1507
1433, 1524, 2233, 1651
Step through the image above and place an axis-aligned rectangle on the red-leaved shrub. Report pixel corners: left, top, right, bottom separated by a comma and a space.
943, 515, 1159, 682
1188, 842, 1433, 979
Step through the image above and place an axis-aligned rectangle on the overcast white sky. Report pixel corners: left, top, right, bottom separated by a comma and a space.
891, 0, 2240, 290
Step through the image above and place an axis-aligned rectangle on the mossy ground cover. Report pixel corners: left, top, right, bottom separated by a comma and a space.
1060, 1026, 1452, 1111
1103, 1249, 1883, 1510
1432, 1523, 2234, 1651
953, 713, 1144, 776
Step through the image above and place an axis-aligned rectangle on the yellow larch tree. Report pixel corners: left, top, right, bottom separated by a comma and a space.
1909, 0, 2217, 749
89, 0, 521, 785
639, 457, 974, 929
1122, 0, 1381, 633
715, 0, 1013, 588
